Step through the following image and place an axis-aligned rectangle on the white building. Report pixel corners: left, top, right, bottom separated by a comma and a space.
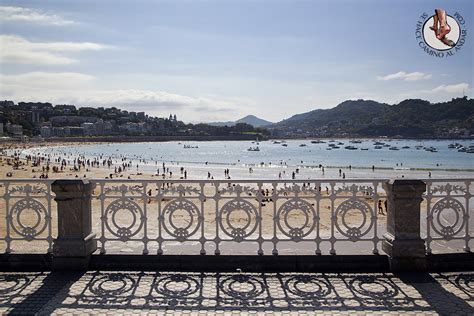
40, 126, 52, 138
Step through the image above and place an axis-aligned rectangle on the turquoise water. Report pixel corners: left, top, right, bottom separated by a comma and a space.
29, 139, 474, 170
20, 139, 474, 180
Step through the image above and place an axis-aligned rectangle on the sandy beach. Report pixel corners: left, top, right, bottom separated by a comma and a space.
2, 140, 468, 255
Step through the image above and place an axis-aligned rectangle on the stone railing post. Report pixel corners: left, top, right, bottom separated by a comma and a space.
382, 179, 427, 271
51, 180, 96, 270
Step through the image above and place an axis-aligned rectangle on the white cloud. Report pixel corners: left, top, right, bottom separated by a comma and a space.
377, 71, 432, 81
430, 83, 470, 94
1, 72, 96, 90
0, 72, 239, 121
0, 6, 74, 25
0, 35, 112, 65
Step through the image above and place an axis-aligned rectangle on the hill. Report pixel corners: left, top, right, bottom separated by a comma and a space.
209, 115, 272, 127
269, 97, 474, 138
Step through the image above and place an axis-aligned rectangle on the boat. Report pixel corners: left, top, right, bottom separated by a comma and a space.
311, 140, 326, 144
402, 146, 410, 149
424, 147, 438, 153
350, 140, 362, 144
361, 148, 369, 151
344, 146, 358, 150
374, 146, 383, 149
282, 144, 288, 147
389, 147, 399, 151
273, 141, 281, 144
299, 144, 307, 147
247, 147, 260, 152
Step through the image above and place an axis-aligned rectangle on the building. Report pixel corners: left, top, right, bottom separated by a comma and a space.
54, 104, 77, 113
5, 123, 23, 136
52, 127, 70, 137
40, 126, 52, 138
0, 122, 3, 136
30, 109, 41, 125
68, 127, 84, 136
81, 122, 95, 136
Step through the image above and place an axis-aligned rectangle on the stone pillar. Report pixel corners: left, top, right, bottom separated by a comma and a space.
382, 179, 426, 271
51, 180, 97, 270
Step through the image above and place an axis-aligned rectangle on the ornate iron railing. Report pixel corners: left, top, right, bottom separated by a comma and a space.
1, 178, 472, 256
0, 180, 55, 253
92, 179, 387, 255
422, 179, 473, 254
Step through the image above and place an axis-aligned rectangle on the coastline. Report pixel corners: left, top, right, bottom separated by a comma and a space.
1, 139, 474, 181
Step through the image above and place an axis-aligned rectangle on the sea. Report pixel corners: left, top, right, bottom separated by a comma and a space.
21, 139, 474, 179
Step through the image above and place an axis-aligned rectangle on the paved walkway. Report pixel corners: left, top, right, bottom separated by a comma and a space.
0, 271, 472, 315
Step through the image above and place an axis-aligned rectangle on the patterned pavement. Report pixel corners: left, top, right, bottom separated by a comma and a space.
0, 271, 472, 315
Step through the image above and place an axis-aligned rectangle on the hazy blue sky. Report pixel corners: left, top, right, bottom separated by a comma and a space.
0, 0, 472, 122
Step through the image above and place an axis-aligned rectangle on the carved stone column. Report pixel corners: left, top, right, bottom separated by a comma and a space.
382, 179, 427, 271
51, 180, 97, 270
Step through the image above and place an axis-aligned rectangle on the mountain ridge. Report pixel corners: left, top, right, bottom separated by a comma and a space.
208, 115, 272, 127
269, 98, 474, 138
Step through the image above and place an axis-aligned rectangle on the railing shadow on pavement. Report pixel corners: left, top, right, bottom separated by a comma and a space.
1, 271, 472, 313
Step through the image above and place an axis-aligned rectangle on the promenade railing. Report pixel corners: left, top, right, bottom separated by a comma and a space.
0, 178, 472, 270
91, 179, 387, 256
422, 179, 472, 254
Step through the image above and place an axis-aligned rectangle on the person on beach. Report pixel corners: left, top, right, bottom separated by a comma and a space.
378, 200, 384, 215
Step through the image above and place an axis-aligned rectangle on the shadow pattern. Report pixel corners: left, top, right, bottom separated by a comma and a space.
0, 271, 472, 314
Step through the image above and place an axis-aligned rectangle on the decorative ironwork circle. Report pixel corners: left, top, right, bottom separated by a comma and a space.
104, 198, 144, 240
348, 276, 398, 299
334, 199, 374, 240
284, 275, 331, 298
219, 199, 258, 242
219, 275, 265, 300
10, 198, 48, 240
89, 274, 136, 296
276, 198, 316, 240
154, 274, 200, 298
162, 199, 201, 241
430, 197, 465, 238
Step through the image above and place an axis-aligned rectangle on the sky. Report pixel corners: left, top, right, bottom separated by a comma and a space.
0, 0, 472, 123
